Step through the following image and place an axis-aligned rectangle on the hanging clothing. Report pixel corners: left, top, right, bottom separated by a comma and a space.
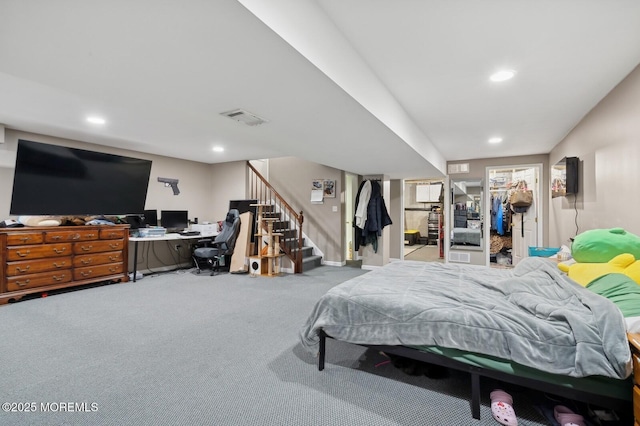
496, 202, 504, 235
354, 180, 392, 253
491, 195, 502, 230
354, 180, 372, 229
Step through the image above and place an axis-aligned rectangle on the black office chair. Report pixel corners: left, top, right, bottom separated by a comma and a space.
192, 209, 241, 275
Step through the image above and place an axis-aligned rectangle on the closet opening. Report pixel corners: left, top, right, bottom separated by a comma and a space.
486, 164, 542, 267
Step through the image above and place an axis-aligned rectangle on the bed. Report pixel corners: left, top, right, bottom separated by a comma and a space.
299, 258, 634, 420
451, 227, 482, 246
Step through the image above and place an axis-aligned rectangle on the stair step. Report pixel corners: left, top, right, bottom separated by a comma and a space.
302, 254, 322, 272
300, 246, 313, 258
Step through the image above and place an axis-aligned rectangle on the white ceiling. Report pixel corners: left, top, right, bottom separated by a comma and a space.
1, 1, 639, 180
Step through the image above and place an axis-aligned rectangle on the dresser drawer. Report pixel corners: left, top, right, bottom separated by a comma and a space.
73, 239, 124, 255
634, 353, 640, 385
7, 270, 72, 291
74, 262, 123, 280
44, 229, 99, 243
6, 243, 73, 261
5, 232, 43, 246
73, 251, 123, 267
99, 228, 126, 240
635, 386, 640, 424
6, 257, 72, 276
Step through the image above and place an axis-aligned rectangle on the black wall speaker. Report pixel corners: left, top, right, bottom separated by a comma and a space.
565, 156, 579, 195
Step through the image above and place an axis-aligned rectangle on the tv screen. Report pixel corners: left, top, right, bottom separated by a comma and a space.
10, 139, 152, 216
160, 210, 188, 232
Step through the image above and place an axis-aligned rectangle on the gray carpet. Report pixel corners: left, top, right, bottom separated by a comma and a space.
0, 266, 552, 425
404, 245, 443, 262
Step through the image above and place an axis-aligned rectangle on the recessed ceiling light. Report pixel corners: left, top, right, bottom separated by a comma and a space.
489, 137, 503, 144
86, 116, 106, 125
489, 70, 516, 82
212, 146, 224, 153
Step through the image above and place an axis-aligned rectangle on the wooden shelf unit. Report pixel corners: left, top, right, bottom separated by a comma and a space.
0, 224, 129, 304
251, 203, 284, 277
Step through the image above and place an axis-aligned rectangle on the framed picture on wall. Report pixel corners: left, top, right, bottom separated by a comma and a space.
323, 180, 336, 198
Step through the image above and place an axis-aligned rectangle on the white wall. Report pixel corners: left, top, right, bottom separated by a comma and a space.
267, 156, 343, 263
549, 63, 640, 246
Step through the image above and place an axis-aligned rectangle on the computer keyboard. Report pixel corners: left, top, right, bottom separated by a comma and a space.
178, 231, 201, 236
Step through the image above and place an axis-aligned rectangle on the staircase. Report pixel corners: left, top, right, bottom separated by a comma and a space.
248, 162, 322, 273
259, 204, 322, 273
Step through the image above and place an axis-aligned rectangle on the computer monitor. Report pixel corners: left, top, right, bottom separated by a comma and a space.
144, 209, 158, 226
229, 199, 257, 242
160, 210, 188, 232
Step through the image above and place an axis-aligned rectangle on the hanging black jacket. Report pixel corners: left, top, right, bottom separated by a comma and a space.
354, 180, 392, 252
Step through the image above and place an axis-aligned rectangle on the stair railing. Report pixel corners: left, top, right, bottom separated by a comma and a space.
247, 162, 304, 273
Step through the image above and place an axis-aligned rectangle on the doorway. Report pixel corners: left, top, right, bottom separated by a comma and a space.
344, 172, 361, 267
403, 179, 444, 263
485, 164, 542, 267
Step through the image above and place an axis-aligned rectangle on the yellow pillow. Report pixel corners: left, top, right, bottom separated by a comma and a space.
558, 253, 637, 286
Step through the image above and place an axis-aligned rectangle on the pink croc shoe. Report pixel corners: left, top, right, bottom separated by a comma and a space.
490, 389, 518, 426
554, 405, 586, 426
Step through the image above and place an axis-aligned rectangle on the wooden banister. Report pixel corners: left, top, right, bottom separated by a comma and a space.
247, 162, 304, 273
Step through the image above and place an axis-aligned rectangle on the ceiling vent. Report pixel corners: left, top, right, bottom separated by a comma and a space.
220, 109, 268, 126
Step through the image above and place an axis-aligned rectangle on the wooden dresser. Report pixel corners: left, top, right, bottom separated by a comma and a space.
629, 333, 640, 425
0, 225, 129, 304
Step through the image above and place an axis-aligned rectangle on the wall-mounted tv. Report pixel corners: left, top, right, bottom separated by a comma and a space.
551, 156, 579, 198
10, 139, 152, 215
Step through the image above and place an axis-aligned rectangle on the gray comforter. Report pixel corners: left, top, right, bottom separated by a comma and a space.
300, 257, 632, 379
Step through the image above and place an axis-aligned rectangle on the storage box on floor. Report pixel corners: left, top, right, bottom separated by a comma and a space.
404, 230, 420, 246
528, 247, 560, 257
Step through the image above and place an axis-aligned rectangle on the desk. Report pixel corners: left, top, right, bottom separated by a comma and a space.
129, 232, 218, 282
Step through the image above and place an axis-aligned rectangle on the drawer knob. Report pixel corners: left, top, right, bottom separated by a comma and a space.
52, 274, 65, 282
15, 265, 31, 273
87, 233, 96, 238
52, 235, 61, 240
53, 247, 67, 254
109, 243, 119, 249
72, 234, 81, 240
81, 270, 92, 277
16, 250, 31, 257
81, 245, 93, 252
81, 258, 92, 265
20, 236, 32, 242
16, 279, 30, 287
53, 261, 66, 268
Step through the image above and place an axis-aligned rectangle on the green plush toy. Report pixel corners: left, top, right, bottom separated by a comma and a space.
572, 228, 640, 263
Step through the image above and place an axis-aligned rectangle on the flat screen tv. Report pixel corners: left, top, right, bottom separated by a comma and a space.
10, 139, 152, 215
551, 156, 579, 198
